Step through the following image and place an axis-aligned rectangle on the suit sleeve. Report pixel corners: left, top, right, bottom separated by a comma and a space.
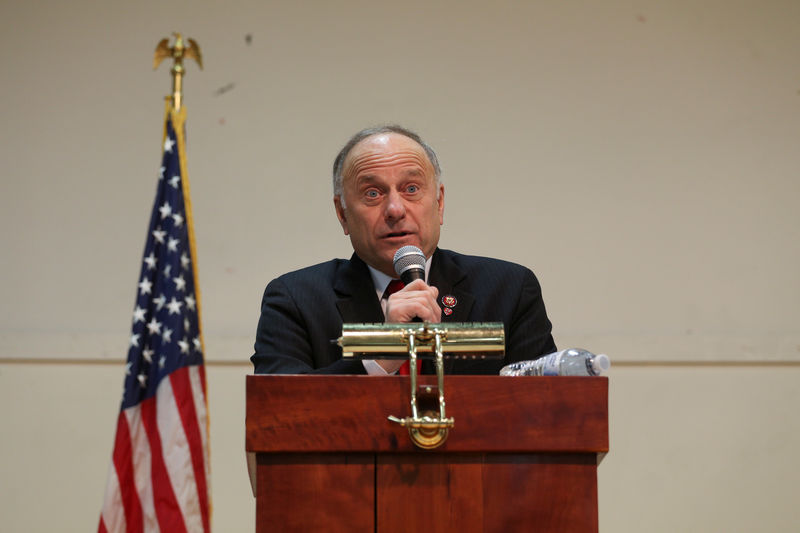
251, 278, 366, 375
504, 268, 557, 364
451, 264, 556, 375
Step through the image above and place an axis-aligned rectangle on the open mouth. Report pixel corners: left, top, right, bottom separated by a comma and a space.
384, 231, 411, 239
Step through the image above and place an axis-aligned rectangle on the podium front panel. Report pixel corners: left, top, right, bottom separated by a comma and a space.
247, 375, 607, 532
255, 453, 373, 533
376, 453, 598, 533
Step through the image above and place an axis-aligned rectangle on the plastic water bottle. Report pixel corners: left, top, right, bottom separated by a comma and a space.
500, 348, 610, 377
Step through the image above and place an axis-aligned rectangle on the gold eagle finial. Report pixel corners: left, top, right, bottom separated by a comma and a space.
154, 33, 202, 110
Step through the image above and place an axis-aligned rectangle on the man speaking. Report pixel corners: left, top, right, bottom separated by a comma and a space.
251, 125, 556, 375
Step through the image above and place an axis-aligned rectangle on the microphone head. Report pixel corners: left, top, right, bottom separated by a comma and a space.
393, 245, 426, 284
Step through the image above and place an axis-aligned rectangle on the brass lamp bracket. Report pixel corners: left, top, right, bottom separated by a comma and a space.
338, 322, 504, 449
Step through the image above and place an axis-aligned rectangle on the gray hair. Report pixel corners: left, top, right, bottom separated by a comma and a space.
332, 125, 442, 206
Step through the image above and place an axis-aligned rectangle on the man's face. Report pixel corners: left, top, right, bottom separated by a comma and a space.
334, 132, 445, 276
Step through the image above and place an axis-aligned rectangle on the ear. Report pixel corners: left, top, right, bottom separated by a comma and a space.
437, 184, 445, 225
333, 196, 350, 235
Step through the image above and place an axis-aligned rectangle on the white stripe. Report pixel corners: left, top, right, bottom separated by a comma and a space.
125, 407, 161, 533
100, 454, 126, 533
156, 376, 203, 533
188, 365, 211, 500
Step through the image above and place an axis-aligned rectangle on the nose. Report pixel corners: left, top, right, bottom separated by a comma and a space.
384, 189, 406, 221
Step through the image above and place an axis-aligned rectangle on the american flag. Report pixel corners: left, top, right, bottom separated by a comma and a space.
98, 107, 211, 533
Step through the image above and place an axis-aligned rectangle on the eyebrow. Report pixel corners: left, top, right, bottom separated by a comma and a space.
355, 168, 425, 184
355, 175, 381, 185
402, 168, 424, 177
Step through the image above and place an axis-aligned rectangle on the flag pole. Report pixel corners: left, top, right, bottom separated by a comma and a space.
98, 35, 211, 533
153, 33, 205, 354
154, 32, 213, 526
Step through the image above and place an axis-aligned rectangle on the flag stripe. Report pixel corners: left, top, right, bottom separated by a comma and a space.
171, 367, 211, 533
99, 452, 127, 533
156, 374, 203, 533
141, 398, 188, 533
111, 412, 143, 533
190, 366, 211, 497
126, 408, 161, 533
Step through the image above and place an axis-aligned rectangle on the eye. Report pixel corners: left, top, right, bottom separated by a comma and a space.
365, 189, 380, 199
406, 184, 419, 194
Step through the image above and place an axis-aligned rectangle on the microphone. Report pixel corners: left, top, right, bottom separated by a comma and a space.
393, 245, 426, 284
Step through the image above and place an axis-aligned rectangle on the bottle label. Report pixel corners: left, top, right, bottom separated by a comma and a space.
539, 350, 563, 376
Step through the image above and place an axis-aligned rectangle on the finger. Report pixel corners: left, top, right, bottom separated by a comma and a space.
402, 279, 429, 292
386, 297, 439, 323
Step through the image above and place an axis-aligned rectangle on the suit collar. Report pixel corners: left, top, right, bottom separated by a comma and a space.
334, 253, 384, 323
334, 249, 476, 323
429, 249, 475, 374
334, 249, 476, 375
429, 248, 474, 323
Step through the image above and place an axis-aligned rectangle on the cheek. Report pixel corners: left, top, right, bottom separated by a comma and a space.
349, 210, 378, 232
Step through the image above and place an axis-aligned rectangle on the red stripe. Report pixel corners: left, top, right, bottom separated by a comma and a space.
97, 516, 108, 533
112, 412, 144, 533
170, 367, 210, 533
140, 396, 189, 533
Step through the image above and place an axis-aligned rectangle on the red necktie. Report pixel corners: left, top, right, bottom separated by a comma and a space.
382, 280, 416, 375
383, 279, 405, 300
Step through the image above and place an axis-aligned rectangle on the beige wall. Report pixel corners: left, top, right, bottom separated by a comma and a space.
1, 0, 798, 531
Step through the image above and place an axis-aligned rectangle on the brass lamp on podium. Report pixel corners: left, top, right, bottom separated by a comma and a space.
338, 322, 505, 449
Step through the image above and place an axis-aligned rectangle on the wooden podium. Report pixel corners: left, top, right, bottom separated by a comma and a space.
246, 375, 608, 532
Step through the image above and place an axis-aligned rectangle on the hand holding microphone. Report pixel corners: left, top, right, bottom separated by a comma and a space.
385, 246, 441, 323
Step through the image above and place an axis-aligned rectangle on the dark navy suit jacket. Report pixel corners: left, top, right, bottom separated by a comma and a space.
251, 248, 556, 374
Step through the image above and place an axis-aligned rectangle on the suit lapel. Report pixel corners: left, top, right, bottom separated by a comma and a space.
428, 249, 474, 373
429, 248, 474, 323
334, 250, 476, 375
334, 253, 384, 324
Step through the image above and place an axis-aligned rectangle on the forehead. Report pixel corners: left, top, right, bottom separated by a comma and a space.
343, 133, 434, 182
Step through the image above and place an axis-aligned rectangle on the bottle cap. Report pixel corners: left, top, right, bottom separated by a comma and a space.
591, 354, 610, 375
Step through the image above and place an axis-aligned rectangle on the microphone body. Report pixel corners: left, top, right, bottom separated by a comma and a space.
392, 245, 427, 323
400, 267, 425, 285
393, 245, 426, 285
